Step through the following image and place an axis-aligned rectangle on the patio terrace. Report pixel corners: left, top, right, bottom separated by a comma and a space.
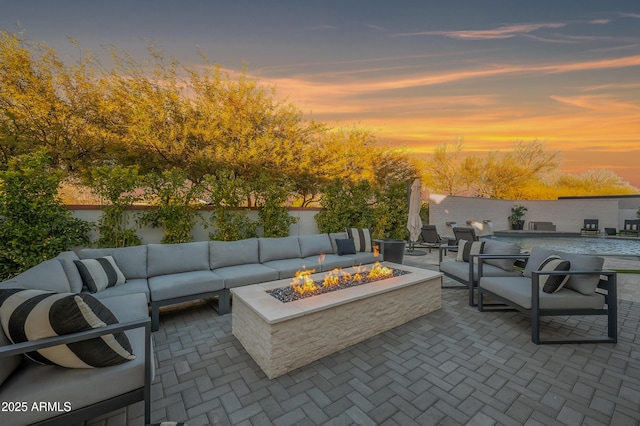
84, 251, 640, 426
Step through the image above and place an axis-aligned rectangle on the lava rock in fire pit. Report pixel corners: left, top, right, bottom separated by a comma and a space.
267, 268, 410, 303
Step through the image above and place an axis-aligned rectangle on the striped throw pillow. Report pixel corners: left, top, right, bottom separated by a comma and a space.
537, 255, 571, 293
456, 239, 485, 263
0, 289, 135, 368
74, 256, 126, 293
346, 228, 373, 252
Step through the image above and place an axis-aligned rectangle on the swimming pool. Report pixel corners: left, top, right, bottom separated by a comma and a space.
486, 236, 640, 256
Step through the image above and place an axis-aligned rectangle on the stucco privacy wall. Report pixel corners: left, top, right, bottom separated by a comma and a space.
428, 195, 636, 238
70, 207, 321, 244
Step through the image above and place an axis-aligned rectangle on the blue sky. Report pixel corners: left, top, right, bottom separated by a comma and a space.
2, 0, 640, 186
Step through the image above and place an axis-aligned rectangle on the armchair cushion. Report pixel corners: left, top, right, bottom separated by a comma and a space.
559, 252, 604, 295
482, 239, 522, 271
523, 247, 558, 278
0, 289, 134, 368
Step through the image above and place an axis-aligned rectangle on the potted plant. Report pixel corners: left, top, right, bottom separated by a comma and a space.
508, 205, 528, 230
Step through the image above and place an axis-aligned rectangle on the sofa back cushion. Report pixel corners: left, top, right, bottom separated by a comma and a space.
298, 234, 334, 258
11, 259, 72, 293
56, 251, 84, 293
79, 246, 148, 279
259, 237, 301, 263
147, 242, 209, 277
329, 232, 348, 254
482, 239, 522, 271
559, 252, 604, 295
210, 238, 260, 269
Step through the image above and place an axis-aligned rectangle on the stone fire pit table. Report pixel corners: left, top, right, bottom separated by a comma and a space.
231, 262, 442, 379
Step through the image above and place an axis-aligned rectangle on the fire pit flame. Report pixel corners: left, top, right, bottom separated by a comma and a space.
291, 262, 393, 296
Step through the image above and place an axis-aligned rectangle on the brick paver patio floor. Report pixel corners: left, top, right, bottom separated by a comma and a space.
87, 253, 640, 426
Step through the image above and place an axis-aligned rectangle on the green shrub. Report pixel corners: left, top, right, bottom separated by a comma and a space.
315, 179, 375, 233
0, 152, 90, 280
86, 165, 142, 247
204, 171, 257, 241
138, 169, 204, 244
254, 175, 298, 238
373, 179, 408, 240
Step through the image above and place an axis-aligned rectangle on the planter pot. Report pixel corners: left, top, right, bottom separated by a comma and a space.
379, 239, 407, 264
511, 220, 525, 230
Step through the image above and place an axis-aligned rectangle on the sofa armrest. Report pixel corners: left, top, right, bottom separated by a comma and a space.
0, 317, 151, 358
439, 245, 458, 263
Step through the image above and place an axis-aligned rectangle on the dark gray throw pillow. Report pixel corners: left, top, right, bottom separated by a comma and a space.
336, 238, 357, 255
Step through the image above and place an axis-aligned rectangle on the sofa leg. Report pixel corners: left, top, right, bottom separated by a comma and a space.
531, 311, 540, 344
217, 289, 230, 315
151, 305, 160, 332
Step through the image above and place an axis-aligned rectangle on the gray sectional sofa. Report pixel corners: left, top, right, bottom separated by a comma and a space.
0, 232, 380, 425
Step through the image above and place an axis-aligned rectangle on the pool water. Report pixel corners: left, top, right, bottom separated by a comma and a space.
486, 236, 640, 256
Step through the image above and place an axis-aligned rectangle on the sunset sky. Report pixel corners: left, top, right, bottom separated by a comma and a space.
2, 0, 639, 186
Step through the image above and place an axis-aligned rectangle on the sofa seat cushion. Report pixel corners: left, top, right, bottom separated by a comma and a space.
147, 242, 210, 277
148, 270, 224, 302
440, 260, 522, 282
342, 251, 382, 265
259, 237, 302, 263
0, 289, 134, 368
88, 278, 150, 303
262, 258, 321, 279
210, 238, 259, 269
479, 276, 605, 310
215, 264, 279, 289
0, 293, 151, 426
312, 254, 355, 272
298, 234, 334, 258
80, 246, 149, 279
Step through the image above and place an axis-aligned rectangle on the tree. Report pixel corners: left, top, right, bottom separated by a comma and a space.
0, 151, 90, 280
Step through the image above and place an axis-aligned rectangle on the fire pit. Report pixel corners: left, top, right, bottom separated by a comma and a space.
231, 262, 442, 379
267, 262, 409, 302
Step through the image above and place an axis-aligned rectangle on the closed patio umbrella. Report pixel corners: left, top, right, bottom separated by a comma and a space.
406, 178, 425, 255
